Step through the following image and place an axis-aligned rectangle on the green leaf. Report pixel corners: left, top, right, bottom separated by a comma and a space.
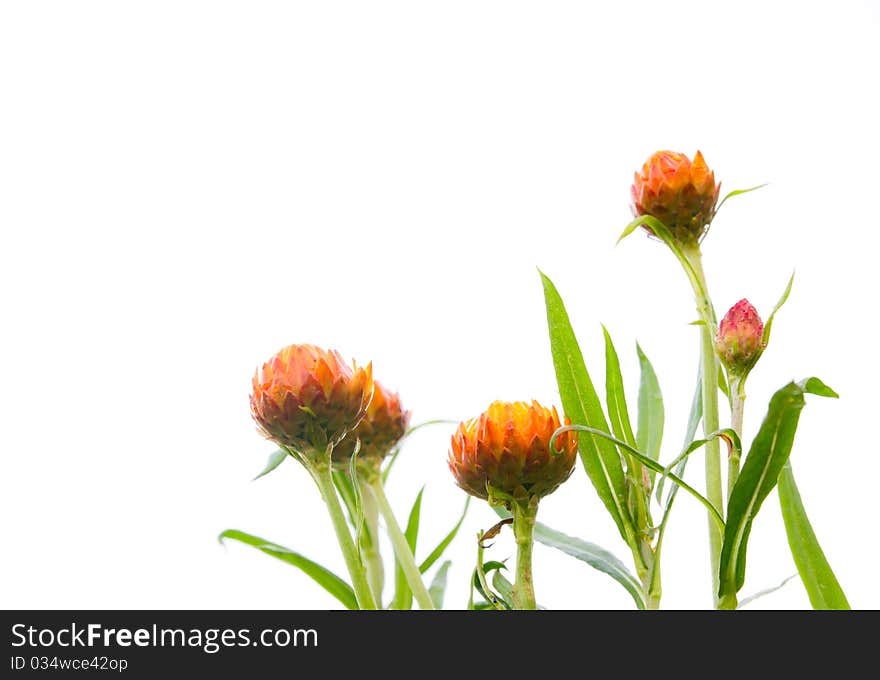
718, 378, 837, 604
494, 507, 645, 610
762, 272, 795, 347
558, 425, 724, 529
636, 343, 664, 483
648, 368, 703, 597
253, 448, 289, 481
474, 560, 510, 610
331, 471, 358, 528
656, 366, 703, 501
655, 428, 742, 502
428, 560, 452, 610
419, 496, 471, 573
603, 327, 637, 450
714, 183, 769, 215
492, 570, 515, 606
778, 462, 850, 609
218, 529, 357, 610
540, 271, 633, 547
392, 487, 423, 610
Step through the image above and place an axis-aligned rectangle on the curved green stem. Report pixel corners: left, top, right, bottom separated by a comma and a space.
683, 247, 725, 608
511, 499, 538, 610
311, 463, 377, 610
367, 480, 435, 610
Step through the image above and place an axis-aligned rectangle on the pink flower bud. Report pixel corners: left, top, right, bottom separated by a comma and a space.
716, 299, 765, 376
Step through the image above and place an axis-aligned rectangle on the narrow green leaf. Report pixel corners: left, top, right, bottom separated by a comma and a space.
762, 272, 795, 347
253, 448, 289, 481
428, 560, 452, 610
778, 462, 850, 609
656, 366, 703, 501
557, 425, 724, 529
492, 570, 515, 606
540, 271, 633, 546
494, 507, 645, 610
392, 487, 423, 610
649, 368, 703, 596
714, 183, 769, 215
419, 496, 471, 573
332, 471, 359, 529
219, 530, 358, 610
603, 327, 637, 449
636, 343, 664, 483
800, 376, 839, 399
718, 379, 837, 603
655, 428, 742, 501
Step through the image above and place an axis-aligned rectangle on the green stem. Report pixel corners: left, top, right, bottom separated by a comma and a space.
511, 499, 538, 610
367, 480, 435, 610
728, 375, 746, 501
360, 486, 385, 607
642, 569, 661, 610
683, 247, 725, 608
311, 463, 377, 610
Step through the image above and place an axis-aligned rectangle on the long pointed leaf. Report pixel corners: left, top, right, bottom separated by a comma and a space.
603, 327, 637, 449
219, 529, 357, 610
419, 496, 471, 573
778, 462, 850, 609
762, 272, 795, 347
636, 343, 664, 483
649, 368, 703, 597
428, 560, 452, 610
655, 428, 741, 501
714, 183, 768, 215
253, 448, 289, 481
556, 425, 724, 529
392, 487, 423, 610
540, 271, 634, 547
718, 378, 838, 603
494, 507, 645, 610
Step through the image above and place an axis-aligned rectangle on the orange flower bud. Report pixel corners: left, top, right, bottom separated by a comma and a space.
631, 150, 721, 246
448, 400, 577, 504
716, 299, 765, 376
332, 381, 411, 472
250, 344, 373, 462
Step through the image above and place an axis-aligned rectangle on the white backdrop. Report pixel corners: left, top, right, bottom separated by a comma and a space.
2, 1, 878, 610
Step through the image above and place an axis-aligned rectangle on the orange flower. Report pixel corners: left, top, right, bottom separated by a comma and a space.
332, 381, 411, 472
448, 400, 577, 504
716, 299, 765, 376
631, 150, 721, 245
250, 344, 372, 461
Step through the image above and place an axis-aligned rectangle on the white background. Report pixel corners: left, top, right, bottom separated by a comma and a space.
2, 1, 878, 610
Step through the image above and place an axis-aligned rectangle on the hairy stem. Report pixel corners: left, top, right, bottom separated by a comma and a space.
312, 463, 377, 610
511, 499, 538, 610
